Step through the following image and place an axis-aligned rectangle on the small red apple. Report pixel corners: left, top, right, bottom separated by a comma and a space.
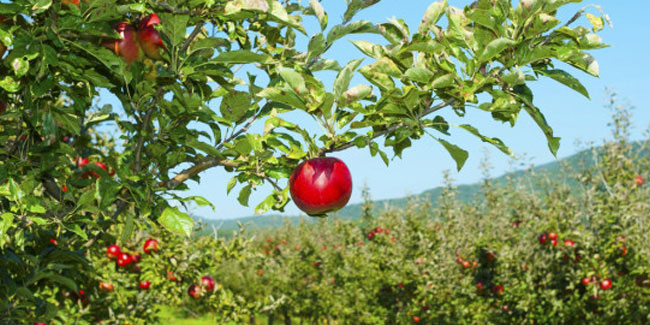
564, 239, 575, 248
201, 276, 216, 292
103, 22, 142, 64
412, 316, 421, 322
550, 239, 557, 247
461, 260, 470, 268
32, 323, 47, 325
289, 157, 352, 216
257, 269, 263, 276
548, 232, 558, 240
538, 234, 547, 245
62, 0, 87, 5
493, 284, 504, 294
50, 239, 58, 246
188, 284, 201, 299
106, 244, 121, 259
582, 277, 590, 286
116, 252, 132, 267
168, 271, 179, 282
635, 176, 644, 186
137, 14, 167, 60
139, 281, 151, 290
131, 253, 141, 263
99, 281, 114, 292
621, 246, 627, 257
600, 279, 612, 290
476, 282, 484, 290
143, 238, 159, 253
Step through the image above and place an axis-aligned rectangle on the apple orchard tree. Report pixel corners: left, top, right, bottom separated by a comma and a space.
0, 0, 609, 322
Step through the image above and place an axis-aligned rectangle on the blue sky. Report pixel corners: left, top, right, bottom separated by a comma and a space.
128, 1, 650, 220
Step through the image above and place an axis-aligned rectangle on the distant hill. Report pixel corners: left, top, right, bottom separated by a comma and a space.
197, 141, 646, 237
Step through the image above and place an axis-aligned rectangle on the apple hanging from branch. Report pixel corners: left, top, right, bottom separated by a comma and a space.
289, 157, 352, 216
103, 22, 142, 64
137, 14, 167, 61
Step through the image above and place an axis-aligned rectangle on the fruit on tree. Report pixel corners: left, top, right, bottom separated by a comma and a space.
582, 277, 590, 286
600, 279, 612, 290
538, 234, 547, 245
413, 316, 421, 322
548, 232, 558, 240
131, 253, 141, 263
116, 252, 132, 267
201, 276, 216, 292
461, 260, 470, 268
143, 238, 159, 253
187, 284, 201, 299
289, 157, 352, 216
139, 281, 151, 290
635, 176, 644, 186
551, 239, 557, 247
103, 22, 142, 64
493, 284, 504, 294
168, 271, 180, 282
62, 0, 87, 5
106, 244, 121, 259
564, 239, 575, 248
137, 14, 167, 60
99, 282, 114, 292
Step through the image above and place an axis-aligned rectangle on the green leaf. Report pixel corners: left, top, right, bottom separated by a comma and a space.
185, 196, 215, 211
214, 50, 272, 64
227, 177, 238, 194
458, 124, 513, 157
67, 224, 88, 241
327, 21, 379, 44
160, 13, 189, 47
238, 185, 252, 207
159, 207, 194, 237
278, 68, 307, 96
511, 85, 561, 156
436, 138, 468, 171
350, 40, 384, 59
334, 59, 364, 100
418, 0, 448, 34
220, 91, 251, 122
309, 0, 328, 30
535, 69, 589, 99
121, 213, 135, 243
258, 86, 306, 110
187, 138, 220, 156
0, 213, 13, 248
404, 67, 434, 83
307, 33, 326, 61
342, 84, 374, 105
343, 0, 381, 23
480, 38, 516, 62
254, 194, 277, 215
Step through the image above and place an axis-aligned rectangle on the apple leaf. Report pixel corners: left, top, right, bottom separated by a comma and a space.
343, 0, 381, 23
309, 0, 328, 31
334, 59, 364, 100
458, 124, 513, 157
436, 138, 468, 171
238, 185, 252, 207
307, 33, 326, 62
418, 0, 448, 35
479, 38, 516, 63
535, 69, 590, 99
214, 50, 272, 64
161, 13, 189, 47
279, 68, 307, 96
511, 85, 561, 157
159, 207, 194, 237
327, 21, 379, 44
254, 193, 277, 215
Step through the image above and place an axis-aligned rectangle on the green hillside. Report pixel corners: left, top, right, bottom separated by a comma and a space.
197, 141, 646, 236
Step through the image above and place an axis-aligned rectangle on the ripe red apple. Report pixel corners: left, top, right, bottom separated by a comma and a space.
131, 253, 141, 263
201, 276, 216, 292
413, 316, 421, 322
103, 22, 142, 64
461, 260, 470, 268
621, 246, 628, 256
581, 277, 590, 286
32, 323, 47, 325
493, 284, 504, 294
137, 14, 167, 60
600, 279, 612, 290
635, 176, 644, 186
550, 239, 557, 247
187, 284, 201, 299
143, 238, 159, 253
168, 271, 180, 282
289, 157, 352, 216
99, 281, 114, 292
538, 234, 547, 245
564, 239, 575, 248
257, 269, 263, 276
139, 281, 151, 290
116, 252, 132, 267
62, 0, 87, 5
476, 282, 484, 290
548, 232, 558, 240
106, 244, 121, 259
50, 238, 58, 246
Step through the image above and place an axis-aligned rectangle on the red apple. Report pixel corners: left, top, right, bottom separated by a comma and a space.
582, 277, 590, 286
550, 239, 557, 247
131, 253, 141, 263
103, 22, 142, 64
116, 252, 132, 267
143, 238, 159, 253
99, 281, 114, 292
187, 284, 201, 299
564, 239, 575, 248
635, 176, 644, 186
493, 284, 504, 294
62, 0, 87, 5
106, 244, 121, 259
168, 271, 180, 282
137, 14, 167, 60
461, 260, 470, 268
289, 157, 352, 216
32, 323, 47, 325
50, 238, 58, 246
139, 281, 151, 290
413, 316, 421, 322
538, 234, 547, 245
600, 279, 612, 290
201, 276, 216, 292
548, 232, 558, 240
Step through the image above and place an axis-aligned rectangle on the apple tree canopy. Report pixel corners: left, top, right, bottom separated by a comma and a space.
0, 0, 610, 237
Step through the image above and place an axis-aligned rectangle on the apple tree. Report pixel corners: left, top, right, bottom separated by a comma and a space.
0, 0, 610, 323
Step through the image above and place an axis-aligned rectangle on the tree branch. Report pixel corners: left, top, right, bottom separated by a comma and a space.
180, 21, 205, 54
318, 99, 455, 156
163, 157, 241, 190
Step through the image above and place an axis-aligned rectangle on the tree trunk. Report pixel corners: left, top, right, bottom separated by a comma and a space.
250, 314, 256, 325
283, 309, 291, 325
268, 313, 275, 325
